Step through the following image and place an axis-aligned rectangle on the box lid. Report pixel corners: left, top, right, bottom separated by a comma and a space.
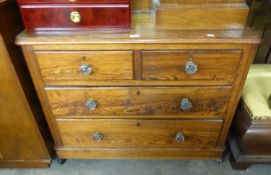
18, 0, 130, 5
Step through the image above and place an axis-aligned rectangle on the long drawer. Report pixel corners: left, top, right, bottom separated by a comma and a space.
57, 119, 223, 149
35, 51, 134, 84
142, 50, 242, 81
46, 87, 232, 117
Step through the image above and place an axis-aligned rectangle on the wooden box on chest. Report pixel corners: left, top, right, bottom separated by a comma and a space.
132, 0, 152, 11
17, 0, 131, 31
156, 0, 249, 30
16, 14, 260, 160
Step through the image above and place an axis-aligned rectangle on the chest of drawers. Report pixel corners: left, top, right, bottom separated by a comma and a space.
16, 14, 260, 160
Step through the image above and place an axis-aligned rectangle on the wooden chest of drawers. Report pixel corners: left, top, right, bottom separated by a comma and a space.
16, 14, 260, 160
18, 0, 131, 31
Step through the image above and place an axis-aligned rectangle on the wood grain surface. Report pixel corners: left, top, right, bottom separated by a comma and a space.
15, 14, 261, 45
0, 35, 50, 167
216, 45, 257, 147
56, 147, 224, 159
132, 0, 152, 11
35, 51, 133, 84
46, 87, 232, 117
16, 11, 259, 160
156, 3, 249, 30
57, 119, 222, 148
142, 50, 242, 81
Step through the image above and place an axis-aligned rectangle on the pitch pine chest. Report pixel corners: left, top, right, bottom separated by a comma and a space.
16, 14, 260, 161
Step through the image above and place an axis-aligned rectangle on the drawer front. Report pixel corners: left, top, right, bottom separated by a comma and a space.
35, 51, 133, 83
57, 119, 223, 148
20, 5, 130, 31
18, 0, 130, 4
46, 87, 232, 117
142, 51, 242, 81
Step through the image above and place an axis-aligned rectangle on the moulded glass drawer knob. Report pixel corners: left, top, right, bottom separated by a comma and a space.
85, 99, 97, 110
92, 131, 103, 141
175, 132, 185, 143
80, 64, 92, 75
180, 98, 192, 111
185, 60, 198, 74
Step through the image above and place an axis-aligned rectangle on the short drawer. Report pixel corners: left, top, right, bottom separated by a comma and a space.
57, 119, 223, 148
142, 50, 242, 81
19, 5, 130, 31
35, 51, 133, 84
46, 87, 232, 117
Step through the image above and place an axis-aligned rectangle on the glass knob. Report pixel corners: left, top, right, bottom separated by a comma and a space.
180, 98, 192, 111
80, 64, 92, 76
85, 99, 97, 110
70, 11, 81, 23
185, 60, 198, 74
92, 131, 103, 141
175, 132, 185, 143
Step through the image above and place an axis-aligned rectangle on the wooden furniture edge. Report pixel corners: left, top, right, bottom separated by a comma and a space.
228, 100, 271, 170
56, 148, 224, 160
217, 44, 258, 147
228, 135, 271, 170
16, 38, 262, 45
0, 159, 51, 168
21, 46, 63, 147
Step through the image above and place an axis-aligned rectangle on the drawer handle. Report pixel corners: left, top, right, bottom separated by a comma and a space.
70, 11, 81, 23
175, 132, 185, 143
85, 99, 97, 110
180, 98, 192, 111
185, 57, 198, 74
92, 131, 103, 141
80, 64, 92, 76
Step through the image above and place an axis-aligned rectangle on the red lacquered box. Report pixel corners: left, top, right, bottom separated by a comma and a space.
17, 0, 131, 31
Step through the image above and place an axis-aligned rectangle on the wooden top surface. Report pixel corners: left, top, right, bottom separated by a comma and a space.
16, 13, 261, 45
